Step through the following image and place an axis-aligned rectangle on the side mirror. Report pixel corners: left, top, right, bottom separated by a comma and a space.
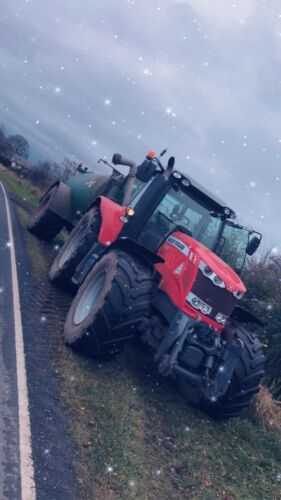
77, 163, 88, 173
246, 232, 262, 255
167, 156, 175, 171
136, 159, 156, 182
112, 153, 122, 165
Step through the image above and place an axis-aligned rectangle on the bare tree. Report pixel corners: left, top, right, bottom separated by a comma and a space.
60, 156, 79, 181
0, 126, 13, 161
243, 254, 281, 399
8, 134, 30, 159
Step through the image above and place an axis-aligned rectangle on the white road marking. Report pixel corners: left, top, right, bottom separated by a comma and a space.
0, 183, 36, 500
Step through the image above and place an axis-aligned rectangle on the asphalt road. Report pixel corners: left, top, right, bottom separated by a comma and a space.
0, 184, 78, 500
0, 182, 35, 499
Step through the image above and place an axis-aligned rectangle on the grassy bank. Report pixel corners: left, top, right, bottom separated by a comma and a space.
11, 173, 281, 500
57, 345, 281, 500
0, 164, 40, 208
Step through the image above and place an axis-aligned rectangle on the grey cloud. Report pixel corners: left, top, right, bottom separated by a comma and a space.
0, 0, 280, 249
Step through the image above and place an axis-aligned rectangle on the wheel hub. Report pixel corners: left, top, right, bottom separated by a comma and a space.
73, 272, 106, 325
58, 219, 89, 267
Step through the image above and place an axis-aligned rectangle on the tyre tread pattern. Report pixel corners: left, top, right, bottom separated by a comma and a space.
202, 326, 265, 418
143, 319, 265, 419
66, 251, 155, 356
49, 207, 101, 286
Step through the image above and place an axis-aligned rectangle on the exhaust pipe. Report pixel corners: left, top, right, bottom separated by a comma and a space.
112, 153, 137, 206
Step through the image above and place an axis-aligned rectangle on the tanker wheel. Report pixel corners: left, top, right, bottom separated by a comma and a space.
49, 206, 101, 288
28, 185, 65, 241
64, 250, 155, 357
178, 325, 265, 419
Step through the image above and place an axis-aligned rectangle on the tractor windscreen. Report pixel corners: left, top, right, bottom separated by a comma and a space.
130, 177, 147, 201
138, 185, 223, 251
216, 222, 249, 273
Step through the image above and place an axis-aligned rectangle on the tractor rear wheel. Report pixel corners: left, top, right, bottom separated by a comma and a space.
49, 206, 101, 288
178, 325, 265, 419
64, 250, 155, 356
28, 185, 64, 241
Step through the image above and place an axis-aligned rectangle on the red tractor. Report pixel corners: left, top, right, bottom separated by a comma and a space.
50, 150, 265, 418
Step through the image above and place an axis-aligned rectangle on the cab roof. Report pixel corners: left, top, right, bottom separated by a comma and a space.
175, 170, 236, 219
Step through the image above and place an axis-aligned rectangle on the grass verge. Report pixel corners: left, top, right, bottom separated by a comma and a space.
0, 165, 40, 208
56, 345, 281, 500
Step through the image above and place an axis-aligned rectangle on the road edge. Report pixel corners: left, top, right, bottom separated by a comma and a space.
0, 183, 36, 500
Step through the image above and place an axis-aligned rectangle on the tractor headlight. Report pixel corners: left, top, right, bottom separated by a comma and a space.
199, 261, 213, 277
213, 275, 225, 288
215, 312, 227, 325
199, 261, 226, 288
172, 171, 182, 180
190, 295, 201, 309
126, 207, 135, 217
201, 303, 212, 315
186, 292, 212, 315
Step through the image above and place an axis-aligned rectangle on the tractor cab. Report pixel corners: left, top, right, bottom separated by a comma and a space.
116, 154, 261, 276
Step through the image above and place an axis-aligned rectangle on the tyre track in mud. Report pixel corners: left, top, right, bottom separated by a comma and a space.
11, 202, 81, 500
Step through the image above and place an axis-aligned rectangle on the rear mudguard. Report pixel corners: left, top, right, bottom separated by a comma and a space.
72, 237, 163, 287
115, 237, 164, 266
72, 197, 163, 286
97, 195, 165, 263
97, 196, 127, 246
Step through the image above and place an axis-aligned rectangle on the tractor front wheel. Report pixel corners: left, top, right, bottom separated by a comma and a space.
178, 325, 265, 418
49, 206, 101, 288
64, 250, 154, 356
28, 185, 64, 241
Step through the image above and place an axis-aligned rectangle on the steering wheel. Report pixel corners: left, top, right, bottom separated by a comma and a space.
156, 211, 172, 228
169, 210, 191, 227
181, 215, 191, 227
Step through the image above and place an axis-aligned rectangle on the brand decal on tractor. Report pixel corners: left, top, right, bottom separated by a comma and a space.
167, 235, 190, 256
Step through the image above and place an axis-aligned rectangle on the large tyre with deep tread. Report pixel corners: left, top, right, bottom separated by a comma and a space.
178, 325, 265, 419
64, 250, 155, 356
49, 207, 101, 287
142, 319, 265, 419
28, 185, 64, 241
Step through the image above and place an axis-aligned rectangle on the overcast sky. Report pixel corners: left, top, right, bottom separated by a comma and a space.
1, 0, 280, 250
